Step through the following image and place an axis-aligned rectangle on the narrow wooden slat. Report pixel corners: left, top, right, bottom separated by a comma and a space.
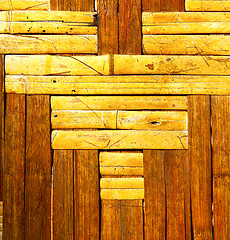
160, 0, 185, 11
51, 110, 117, 129
211, 96, 230, 240
25, 95, 51, 240
53, 150, 74, 240
100, 178, 144, 189
51, 130, 188, 150
74, 150, 100, 240
142, 0, 160, 11
72, 0, 95, 11
6, 55, 109, 76
0, 35, 97, 54
51, 96, 188, 110
114, 55, 230, 76
0, 11, 9, 21
188, 96, 213, 239
117, 111, 187, 130
0, 0, 49, 10
186, 0, 230, 11
101, 189, 144, 200
100, 167, 143, 176
3, 94, 25, 240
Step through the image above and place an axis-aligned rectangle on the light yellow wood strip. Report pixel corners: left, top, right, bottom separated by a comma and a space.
100, 189, 144, 200
100, 178, 144, 189
0, 35, 97, 54
99, 152, 143, 167
185, 0, 230, 11
51, 110, 117, 129
143, 35, 230, 55
114, 55, 230, 76
100, 167, 144, 176
0, 0, 49, 10
117, 111, 187, 130
5, 55, 109, 76
51, 96, 187, 110
0, 11, 9, 21
51, 130, 188, 150
0, 23, 9, 33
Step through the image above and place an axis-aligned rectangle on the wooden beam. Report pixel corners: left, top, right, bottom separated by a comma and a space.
0, 0, 49, 10
186, 0, 230, 11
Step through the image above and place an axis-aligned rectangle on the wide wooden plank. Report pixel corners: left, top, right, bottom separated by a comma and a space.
186, 0, 230, 11
25, 95, 51, 240
100, 167, 143, 176
100, 178, 144, 189
143, 35, 230, 55
0, 35, 97, 54
211, 96, 230, 240
101, 189, 144, 200
0, 0, 49, 10
117, 111, 187, 130
114, 55, 230, 76
74, 150, 100, 239
188, 96, 213, 239
5, 55, 109, 76
51, 96, 187, 110
53, 150, 74, 240
142, 0, 185, 11
51, 130, 188, 150
3, 94, 25, 240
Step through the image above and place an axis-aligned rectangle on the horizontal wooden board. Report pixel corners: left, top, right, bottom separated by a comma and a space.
100, 178, 144, 189
100, 167, 144, 176
0, 11, 8, 21
117, 111, 187, 130
186, 0, 230, 11
100, 189, 144, 200
0, 35, 97, 54
114, 55, 230, 76
51, 110, 117, 129
6, 75, 230, 95
0, 0, 49, 10
51, 130, 188, 150
99, 152, 143, 167
5, 55, 109, 76
51, 96, 187, 110
143, 35, 230, 55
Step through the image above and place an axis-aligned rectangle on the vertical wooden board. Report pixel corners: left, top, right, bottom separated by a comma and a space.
25, 95, 51, 240
211, 96, 230, 240
74, 150, 100, 240
142, 0, 184, 11
53, 150, 74, 240
142, 0, 160, 12
50, 0, 94, 12
143, 150, 166, 240
188, 96, 213, 240
3, 94, 25, 240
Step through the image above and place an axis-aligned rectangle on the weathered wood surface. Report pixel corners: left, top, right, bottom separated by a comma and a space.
100, 167, 144, 176
5, 55, 109, 76
100, 178, 144, 189
188, 96, 213, 239
0, 0, 49, 10
142, 0, 185, 11
186, 0, 230, 11
101, 189, 144, 200
51, 96, 187, 110
51, 130, 188, 150
211, 96, 230, 240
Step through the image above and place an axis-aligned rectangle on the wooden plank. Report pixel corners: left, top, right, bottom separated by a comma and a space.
25, 95, 51, 240
5, 55, 109, 76
100, 178, 144, 189
100, 167, 143, 176
53, 150, 74, 240
51, 110, 117, 129
51, 96, 188, 110
51, 130, 188, 150
186, 0, 230, 11
74, 150, 100, 239
0, 35, 97, 54
0, 0, 49, 10
0, 11, 8, 21
3, 94, 25, 240
117, 111, 187, 130
211, 96, 230, 240
114, 55, 230, 76
101, 189, 144, 200
188, 96, 213, 239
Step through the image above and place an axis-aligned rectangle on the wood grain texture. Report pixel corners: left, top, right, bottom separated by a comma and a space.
25, 95, 51, 240
3, 94, 25, 240
50, 0, 94, 11
53, 150, 74, 240
74, 150, 100, 240
142, 0, 185, 11
100, 178, 144, 189
186, 0, 230, 11
0, 0, 49, 10
211, 96, 230, 240
188, 96, 213, 240
101, 189, 144, 200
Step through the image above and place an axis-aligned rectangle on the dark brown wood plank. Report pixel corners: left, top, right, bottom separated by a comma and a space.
74, 150, 100, 240
53, 150, 74, 240
211, 96, 230, 240
25, 95, 51, 240
3, 94, 25, 240
50, 0, 94, 11
188, 95, 213, 240
142, 0, 184, 12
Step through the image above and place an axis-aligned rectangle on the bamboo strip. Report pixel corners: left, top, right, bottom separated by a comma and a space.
100, 189, 144, 200
186, 0, 230, 11
0, 0, 49, 10
100, 178, 144, 189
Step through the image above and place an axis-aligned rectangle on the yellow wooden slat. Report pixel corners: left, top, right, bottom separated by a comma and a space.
100, 178, 144, 189
0, 0, 49, 10
5, 55, 109, 76
186, 0, 230, 12
0, 23, 9, 33
100, 167, 144, 176
0, 216, 2, 223
100, 189, 144, 200
51, 96, 187, 110
51, 130, 188, 150
51, 110, 117, 129
0, 11, 9, 21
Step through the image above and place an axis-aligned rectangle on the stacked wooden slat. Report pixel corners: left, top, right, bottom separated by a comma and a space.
0, 202, 2, 240
186, 0, 230, 11
0, 0, 49, 10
